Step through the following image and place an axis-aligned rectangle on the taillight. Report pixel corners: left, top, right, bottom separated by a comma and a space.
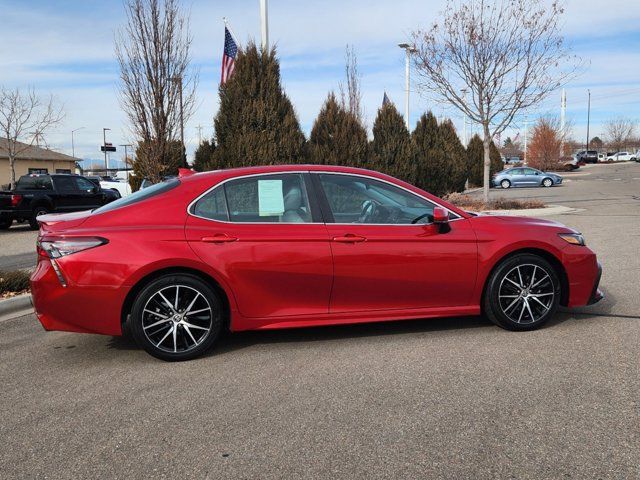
10, 194, 22, 207
37, 237, 108, 259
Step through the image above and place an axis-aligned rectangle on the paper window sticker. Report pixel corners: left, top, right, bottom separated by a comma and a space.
258, 179, 285, 216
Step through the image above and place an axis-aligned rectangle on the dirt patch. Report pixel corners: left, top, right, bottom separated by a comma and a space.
445, 193, 546, 211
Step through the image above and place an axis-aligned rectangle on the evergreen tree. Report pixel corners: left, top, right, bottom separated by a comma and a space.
369, 103, 414, 183
412, 112, 448, 195
467, 134, 503, 186
308, 92, 368, 166
130, 139, 186, 191
438, 119, 467, 193
193, 139, 216, 172
213, 42, 306, 168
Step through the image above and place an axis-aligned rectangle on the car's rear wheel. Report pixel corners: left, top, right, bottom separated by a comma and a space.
501, 179, 511, 189
0, 218, 12, 230
130, 274, 223, 361
29, 206, 49, 230
483, 254, 560, 331
542, 178, 553, 187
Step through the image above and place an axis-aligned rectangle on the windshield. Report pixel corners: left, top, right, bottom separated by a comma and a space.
93, 178, 180, 214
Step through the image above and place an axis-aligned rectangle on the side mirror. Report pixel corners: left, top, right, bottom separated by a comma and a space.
433, 207, 450, 233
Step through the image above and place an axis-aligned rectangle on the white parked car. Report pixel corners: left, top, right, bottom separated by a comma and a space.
88, 176, 132, 198
606, 151, 637, 162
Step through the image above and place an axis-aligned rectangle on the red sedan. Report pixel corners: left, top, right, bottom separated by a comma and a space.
31, 165, 603, 361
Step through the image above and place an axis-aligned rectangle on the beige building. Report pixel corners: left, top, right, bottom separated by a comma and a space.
0, 137, 79, 187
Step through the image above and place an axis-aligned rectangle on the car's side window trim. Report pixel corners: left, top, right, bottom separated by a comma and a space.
187, 170, 463, 226
310, 172, 461, 226
188, 171, 323, 225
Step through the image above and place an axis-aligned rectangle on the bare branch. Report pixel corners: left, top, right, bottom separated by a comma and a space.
115, 0, 198, 182
604, 117, 636, 152
410, 0, 580, 201
0, 86, 64, 189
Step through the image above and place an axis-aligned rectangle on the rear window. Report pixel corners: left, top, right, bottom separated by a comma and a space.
93, 178, 180, 214
16, 176, 53, 190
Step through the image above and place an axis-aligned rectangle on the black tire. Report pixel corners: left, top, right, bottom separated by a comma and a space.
483, 253, 560, 331
29, 206, 49, 230
0, 218, 12, 230
542, 178, 553, 187
130, 274, 223, 361
110, 189, 121, 199
501, 179, 511, 189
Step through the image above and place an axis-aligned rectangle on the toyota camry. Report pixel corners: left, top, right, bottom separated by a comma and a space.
31, 165, 603, 361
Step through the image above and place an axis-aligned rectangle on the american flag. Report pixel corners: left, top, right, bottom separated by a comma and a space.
382, 91, 391, 106
221, 26, 238, 84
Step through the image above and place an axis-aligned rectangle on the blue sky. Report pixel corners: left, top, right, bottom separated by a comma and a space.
1, 0, 639, 167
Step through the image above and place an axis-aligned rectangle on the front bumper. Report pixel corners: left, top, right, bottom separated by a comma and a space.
587, 262, 603, 305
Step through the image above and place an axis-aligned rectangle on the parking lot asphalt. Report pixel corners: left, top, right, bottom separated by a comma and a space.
0, 163, 639, 479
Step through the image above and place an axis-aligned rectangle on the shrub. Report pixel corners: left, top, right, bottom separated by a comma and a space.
0, 270, 31, 295
444, 193, 545, 211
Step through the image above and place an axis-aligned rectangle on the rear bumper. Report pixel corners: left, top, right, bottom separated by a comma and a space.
30, 258, 124, 336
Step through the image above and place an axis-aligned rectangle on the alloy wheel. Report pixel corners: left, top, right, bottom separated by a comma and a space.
543, 178, 553, 187
142, 285, 213, 353
498, 264, 555, 324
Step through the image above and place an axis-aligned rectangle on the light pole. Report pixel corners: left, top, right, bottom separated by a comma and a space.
71, 127, 84, 159
120, 144, 133, 183
102, 127, 111, 172
260, 0, 269, 50
460, 88, 468, 146
585, 89, 591, 151
398, 43, 416, 130
171, 76, 185, 161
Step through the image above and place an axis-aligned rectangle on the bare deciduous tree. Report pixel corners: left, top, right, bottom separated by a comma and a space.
339, 45, 364, 125
115, 0, 197, 183
411, 0, 579, 201
604, 117, 636, 153
0, 87, 64, 189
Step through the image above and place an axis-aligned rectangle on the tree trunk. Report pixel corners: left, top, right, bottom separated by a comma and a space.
9, 154, 16, 190
482, 123, 491, 203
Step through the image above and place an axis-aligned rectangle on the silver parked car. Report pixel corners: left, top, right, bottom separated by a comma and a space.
492, 167, 563, 189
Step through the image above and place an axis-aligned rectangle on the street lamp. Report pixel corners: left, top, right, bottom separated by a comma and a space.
460, 88, 468, 146
585, 89, 591, 151
71, 127, 85, 159
398, 43, 417, 130
171, 76, 185, 161
103, 127, 111, 172
120, 144, 133, 183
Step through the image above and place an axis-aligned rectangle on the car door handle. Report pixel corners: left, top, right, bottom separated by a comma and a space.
201, 235, 238, 243
333, 234, 366, 243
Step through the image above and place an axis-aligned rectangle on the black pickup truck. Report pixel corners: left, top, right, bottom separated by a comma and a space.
0, 174, 118, 230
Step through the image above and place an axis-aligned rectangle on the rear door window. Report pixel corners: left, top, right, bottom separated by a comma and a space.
16, 176, 53, 190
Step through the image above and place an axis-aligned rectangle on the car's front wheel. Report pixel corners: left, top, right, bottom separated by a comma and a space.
542, 178, 553, 187
483, 254, 560, 330
501, 179, 511, 189
130, 274, 223, 361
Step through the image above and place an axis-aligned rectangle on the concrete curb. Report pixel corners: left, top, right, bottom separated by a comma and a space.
481, 204, 582, 217
0, 293, 33, 320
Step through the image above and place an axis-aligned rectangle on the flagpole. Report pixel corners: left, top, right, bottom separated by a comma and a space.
222, 17, 241, 50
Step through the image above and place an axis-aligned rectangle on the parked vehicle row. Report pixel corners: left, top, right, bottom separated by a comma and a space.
0, 174, 119, 230
492, 167, 563, 189
31, 165, 601, 361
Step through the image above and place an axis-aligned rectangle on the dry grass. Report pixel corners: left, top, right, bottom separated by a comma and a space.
444, 192, 546, 211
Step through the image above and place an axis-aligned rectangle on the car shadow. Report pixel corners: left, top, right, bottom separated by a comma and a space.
105, 314, 494, 357
105, 295, 618, 360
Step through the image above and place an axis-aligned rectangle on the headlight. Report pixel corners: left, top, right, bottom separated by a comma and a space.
558, 233, 585, 246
